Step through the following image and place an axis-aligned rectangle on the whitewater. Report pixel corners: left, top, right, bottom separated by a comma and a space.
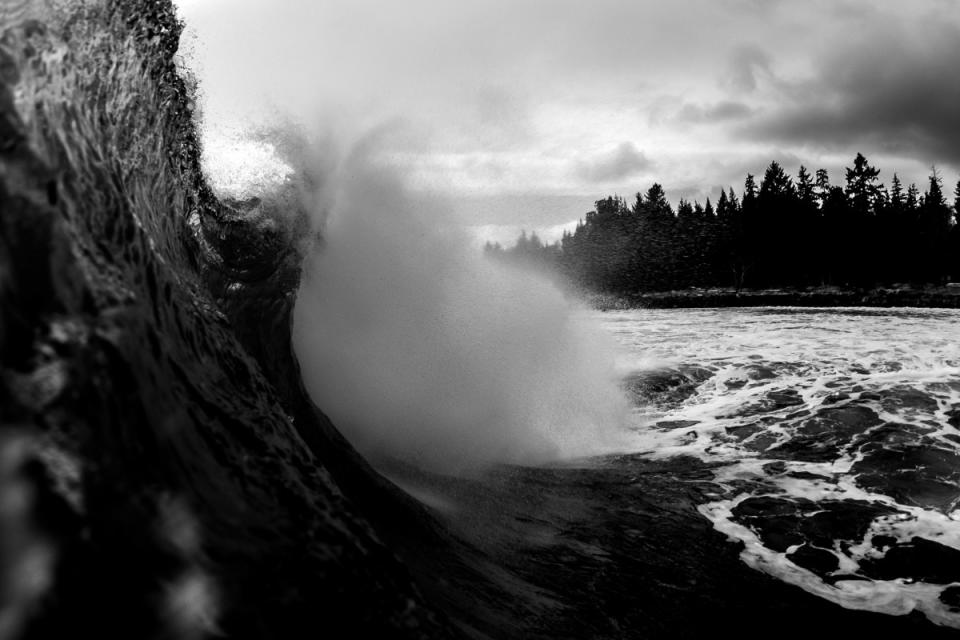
605, 306, 960, 628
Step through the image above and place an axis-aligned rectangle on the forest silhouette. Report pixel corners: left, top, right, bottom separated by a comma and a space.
486, 154, 960, 293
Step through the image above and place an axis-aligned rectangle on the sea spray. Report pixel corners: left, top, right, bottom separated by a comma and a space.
291, 136, 633, 473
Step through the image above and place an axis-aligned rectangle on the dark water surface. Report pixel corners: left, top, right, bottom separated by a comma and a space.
399, 307, 960, 637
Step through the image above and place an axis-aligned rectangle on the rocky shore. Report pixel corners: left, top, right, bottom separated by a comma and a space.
588, 286, 960, 310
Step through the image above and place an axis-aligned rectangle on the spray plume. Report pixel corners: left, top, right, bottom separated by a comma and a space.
290, 132, 632, 473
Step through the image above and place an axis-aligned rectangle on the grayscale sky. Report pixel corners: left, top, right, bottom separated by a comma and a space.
175, 0, 960, 243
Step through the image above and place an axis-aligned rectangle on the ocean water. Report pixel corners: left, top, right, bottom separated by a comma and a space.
602, 307, 960, 627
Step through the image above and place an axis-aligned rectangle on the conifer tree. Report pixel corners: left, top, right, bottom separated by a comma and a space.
906, 183, 920, 211
844, 152, 881, 217
743, 174, 758, 204
727, 188, 740, 214
716, 190, 729, 219
644, 184, 673, 219
890, 174, 904, 209
918, 169, 952, 282
797, 166, 816, 209
951, 179, 960, 282
924, 168, 948, 213
794, 165, 820, 284
759, 161, 794, 199
750, 162, 797, 285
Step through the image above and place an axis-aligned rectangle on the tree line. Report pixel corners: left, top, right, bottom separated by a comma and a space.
485, 154, 960, 292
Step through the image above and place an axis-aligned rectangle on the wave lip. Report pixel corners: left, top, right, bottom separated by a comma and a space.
0, 2, 458, 638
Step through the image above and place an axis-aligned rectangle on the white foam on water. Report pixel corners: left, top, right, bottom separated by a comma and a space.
603, 307, 960, 627
701, 498, 960, 627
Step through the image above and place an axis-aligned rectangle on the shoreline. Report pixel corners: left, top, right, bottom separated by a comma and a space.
585, 286, 960, 310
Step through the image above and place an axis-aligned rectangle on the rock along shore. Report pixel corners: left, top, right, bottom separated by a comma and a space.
588, 286, 960, 310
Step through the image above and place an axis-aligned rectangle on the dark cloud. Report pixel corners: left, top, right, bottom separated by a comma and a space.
178, 0, 960, 224
749, 20, 960, 166
576, 142, 652, 183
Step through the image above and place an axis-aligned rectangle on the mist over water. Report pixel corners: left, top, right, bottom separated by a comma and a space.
291, 139, 632, 473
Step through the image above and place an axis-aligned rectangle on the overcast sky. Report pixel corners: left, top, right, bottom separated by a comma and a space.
175, 0, 960, 242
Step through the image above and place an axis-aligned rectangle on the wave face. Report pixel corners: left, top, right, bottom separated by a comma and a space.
608, 307, 960, 628
293, 143, 632, 473
0, 2, 456, 638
